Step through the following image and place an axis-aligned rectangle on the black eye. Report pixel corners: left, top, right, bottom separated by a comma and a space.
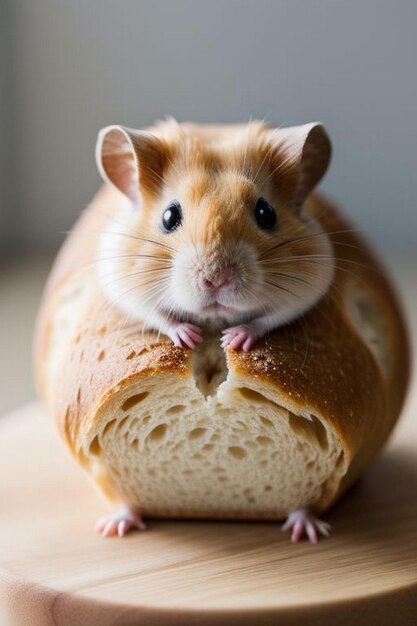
254, 197, 277, 230
161, 200, 182, 233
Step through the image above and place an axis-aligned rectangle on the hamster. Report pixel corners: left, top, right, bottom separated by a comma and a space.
95, 118, 334, 351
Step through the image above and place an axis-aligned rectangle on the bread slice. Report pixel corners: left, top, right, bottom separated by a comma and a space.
34, 186, 410, 518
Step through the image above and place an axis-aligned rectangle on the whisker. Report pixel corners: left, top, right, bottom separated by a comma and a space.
65, 255, 172, 280
266, 270, 328, 294
269, 272, 342, 342
63, 226, 176, 253
95, 275, 172, 337
263, 280, 300, 300
264, 268, 348, 329
267, 265, 350, 306
259, 253, 383, 277
97, 249, 172, 260
242, 284, 271, 325
89, 252, 172, 265
141, 289, 173, 342
259, 227, 368, 259
98, 267, 171, 290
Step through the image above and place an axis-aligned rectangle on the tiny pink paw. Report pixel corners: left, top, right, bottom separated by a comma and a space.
95, 507, 146, 538
281, 509, 331, 544
168, 322, 203, 349
221, 324, 259, 352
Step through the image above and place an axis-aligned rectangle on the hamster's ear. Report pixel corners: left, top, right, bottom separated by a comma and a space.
95, 125, 165, 207
269, 123, 331, 209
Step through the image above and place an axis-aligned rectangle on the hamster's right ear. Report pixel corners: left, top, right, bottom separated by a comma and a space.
95, 125, 166, 207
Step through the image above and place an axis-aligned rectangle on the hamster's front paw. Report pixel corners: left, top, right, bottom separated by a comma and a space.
221, 323, 263, 352
167, 322, 204, 349
95, 505, 147, 537
281, 508, 331, 544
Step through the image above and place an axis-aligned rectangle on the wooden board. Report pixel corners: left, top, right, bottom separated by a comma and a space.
0, 397, 416, 626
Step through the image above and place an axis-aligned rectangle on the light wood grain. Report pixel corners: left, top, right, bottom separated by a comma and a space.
0, 391, 417, 625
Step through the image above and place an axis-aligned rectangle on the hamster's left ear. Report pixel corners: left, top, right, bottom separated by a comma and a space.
270, 123, 331, 210
95, 125, 166, 207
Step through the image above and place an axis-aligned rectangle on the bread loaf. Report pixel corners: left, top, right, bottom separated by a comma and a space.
34, 186, 410, 519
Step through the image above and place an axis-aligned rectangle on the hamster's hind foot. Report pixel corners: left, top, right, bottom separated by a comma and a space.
95, 505, 147, 537
281, 508, 331, 544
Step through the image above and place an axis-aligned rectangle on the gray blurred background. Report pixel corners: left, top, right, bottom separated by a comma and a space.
0, 0, 416, 411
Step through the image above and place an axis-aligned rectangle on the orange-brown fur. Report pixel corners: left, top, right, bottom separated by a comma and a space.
96, 119, 334, 348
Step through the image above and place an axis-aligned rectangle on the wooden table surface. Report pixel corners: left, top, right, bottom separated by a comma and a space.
0, 390, 416, 626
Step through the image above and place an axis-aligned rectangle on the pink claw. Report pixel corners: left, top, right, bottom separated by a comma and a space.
281, 509, 331, 544
168, 322, 204, 349
221, 324, 259, 352
95, 506, 147, 538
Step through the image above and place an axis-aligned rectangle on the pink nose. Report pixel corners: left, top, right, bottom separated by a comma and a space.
204, 274, 231, 289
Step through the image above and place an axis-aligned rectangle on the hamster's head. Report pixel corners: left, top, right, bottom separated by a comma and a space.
96, 119, 334, 331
